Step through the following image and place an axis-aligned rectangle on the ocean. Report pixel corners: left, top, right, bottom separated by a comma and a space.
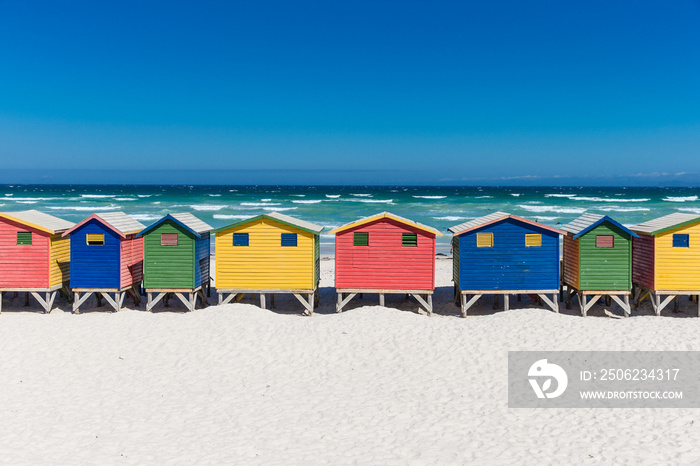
2, 185, 699, 254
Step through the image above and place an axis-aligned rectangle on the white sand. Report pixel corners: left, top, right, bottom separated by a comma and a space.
1, 257, 699, 464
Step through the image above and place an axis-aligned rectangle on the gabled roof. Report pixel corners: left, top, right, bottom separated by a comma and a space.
327, 212, 442, 236
0, 209, 75, 234
213, 212, 324, 235
62, 212, 146, 238
561, 213, 638, 239
448, 211, 566, 236
631, 213, 700, 236
137, 213, 213, 238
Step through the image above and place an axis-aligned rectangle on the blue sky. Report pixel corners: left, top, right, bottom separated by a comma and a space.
1, 1, 699, 185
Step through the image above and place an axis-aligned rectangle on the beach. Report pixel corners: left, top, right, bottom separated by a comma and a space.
1, 257, 699, 464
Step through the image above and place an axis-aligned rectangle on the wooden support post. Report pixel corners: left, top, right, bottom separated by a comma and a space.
412, 294, 432, 315
427, 294, 433, 315
260, 293, 266, 310
655, 294, 661, 316
579, 294, 587, 317
503, 294, 509, 312
337, 293, 342, 313
379, 293, 385, 307
308, 292, 314, 316
610, 295, 631, 317
461, 294, 467, 317
218, 292, 223, 305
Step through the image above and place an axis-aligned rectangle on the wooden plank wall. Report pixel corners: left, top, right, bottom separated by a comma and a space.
562, 233, 579, 288
631, 234, 654, 289
194, 232, 210, 289
70, 220, 121, 288
49, 234, 70, 287
578, 223, 631, 291
216, 219, 315, 290
452, 235, 460, 288
655, 223, 700, 290
0, 218, 49, 287
458, 219, 560, 291
120, 234, 144, 289
335, 218, 435, 290
143, 221, 194, 289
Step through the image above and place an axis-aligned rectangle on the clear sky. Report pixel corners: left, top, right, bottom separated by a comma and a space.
1, 1, 699, 185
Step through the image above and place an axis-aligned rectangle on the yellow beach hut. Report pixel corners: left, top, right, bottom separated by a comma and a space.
214, 212, 324, 314
631, 213, 700, 316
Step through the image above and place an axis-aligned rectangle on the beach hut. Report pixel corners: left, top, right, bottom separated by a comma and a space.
561, 213, 638, 316
630, 213, 700, 316
63, 212, 145, 313
448, 212, 566, 316
137, 213, 213, 312
328, 212, 442, 314
0, 210, 74, 313
214, 212, 323, 315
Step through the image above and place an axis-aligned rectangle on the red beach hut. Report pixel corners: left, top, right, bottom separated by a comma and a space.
328, 212, 442, 314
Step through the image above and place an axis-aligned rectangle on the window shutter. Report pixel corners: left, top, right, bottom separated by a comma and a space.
673, 234, 689, 248
402, 233, 417, 246
161, 233, 178, 246
281, 233, 298, 247
86, 233, 105, 246
353, 232, 369, 246
233, 233, 249, 246
525, 234, 542, 247
596, 235, 614, 248
16, 232, 32, 245
476, 232, 493, 248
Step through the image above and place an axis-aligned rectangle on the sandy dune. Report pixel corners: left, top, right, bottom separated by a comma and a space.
0, 258, 699, 464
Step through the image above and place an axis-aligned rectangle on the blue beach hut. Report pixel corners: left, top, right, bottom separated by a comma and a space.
62, 212, 146, 313
449, 212, 566, 316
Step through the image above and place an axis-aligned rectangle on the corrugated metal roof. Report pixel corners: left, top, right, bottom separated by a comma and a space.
631, 213, 700, 235
96, 212, 145, 235
213, 212, 324, 235
560, 213, 605, 235
447, 212, 509, 234
170, 212, 213, 234
265, 212, 324, 234
0, 209, 74, 233
561, 212, 638, 238
448, 211, 567, 236
327, 211, 442, 236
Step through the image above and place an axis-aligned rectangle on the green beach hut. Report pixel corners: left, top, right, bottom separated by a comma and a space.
137, 212, 213, 312
561, 213, 638, 317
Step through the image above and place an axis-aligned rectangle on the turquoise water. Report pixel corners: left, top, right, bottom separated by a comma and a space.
2, 185, 700, 253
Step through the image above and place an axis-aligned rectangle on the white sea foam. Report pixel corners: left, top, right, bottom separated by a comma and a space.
350, 194, 372, 197
115, 198, 137, 201
596, 206, 651, 212
130, 214, 161, 221
518, 205, 586, 214
325, 195, 341, 198
348, 199, 394, 204
291, 194, 306, 197
213, 214, 252, 220
5, 194, 13, 196
47, 205, 120, 211
413, 196, 447, 199
6, 197, 56, 201
292, 200, 323, 204
190, 204, 227, 211
545, 194, 576, 198
570, 196, 650, 202
510, 194, 522, 197
532, 216, 559, 221
208, 194, 221, 197
433, 216, 471, 221
677, 208, 700, 214
137, 194, 153, 198
240, 202, 281, 207
476, 196, 493, 199
263, 207, 297, 211
80, 194, 116, 198
261, 199, 272, 202
152, 201, 162, 205
16, 201, 38, 204
663, 196, 698, 202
